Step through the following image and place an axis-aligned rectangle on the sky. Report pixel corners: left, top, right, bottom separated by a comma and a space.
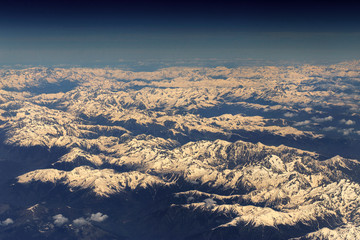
0, 0, 360, 66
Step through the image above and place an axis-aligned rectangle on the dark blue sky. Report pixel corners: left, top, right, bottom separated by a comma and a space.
1, 0, 360, 66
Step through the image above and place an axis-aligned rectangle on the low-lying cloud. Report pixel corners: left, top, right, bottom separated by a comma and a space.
72, 212, 109, 227
53, 214, 68, 227
284, 112, 297, 118
89, 212, 108, 222
312, 116, 333, 122
294, 120, 311, 127
323, 126, 336, 131
340, 119, 356, 125
338, 128, 355, 136
1, 218, 14, 226
204, 198, 216, 208
73, 217, 90, 227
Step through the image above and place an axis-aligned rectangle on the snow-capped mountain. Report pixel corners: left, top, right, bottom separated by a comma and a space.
0, 62, 359, 239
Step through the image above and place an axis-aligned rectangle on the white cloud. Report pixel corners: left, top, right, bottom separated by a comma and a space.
338, 128, 354, 136
53, 214, 68, 227
284, 112, 296, 118
323, 126, 336, 131
204, 198, 216, 208
312, 116, 333, 122
1, 218, 14, 226
340, 119, 356, 125
346, 120, 355, 125
89, 212, 108, 222
294, 120, 311, 127
73, 217, 90, 227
